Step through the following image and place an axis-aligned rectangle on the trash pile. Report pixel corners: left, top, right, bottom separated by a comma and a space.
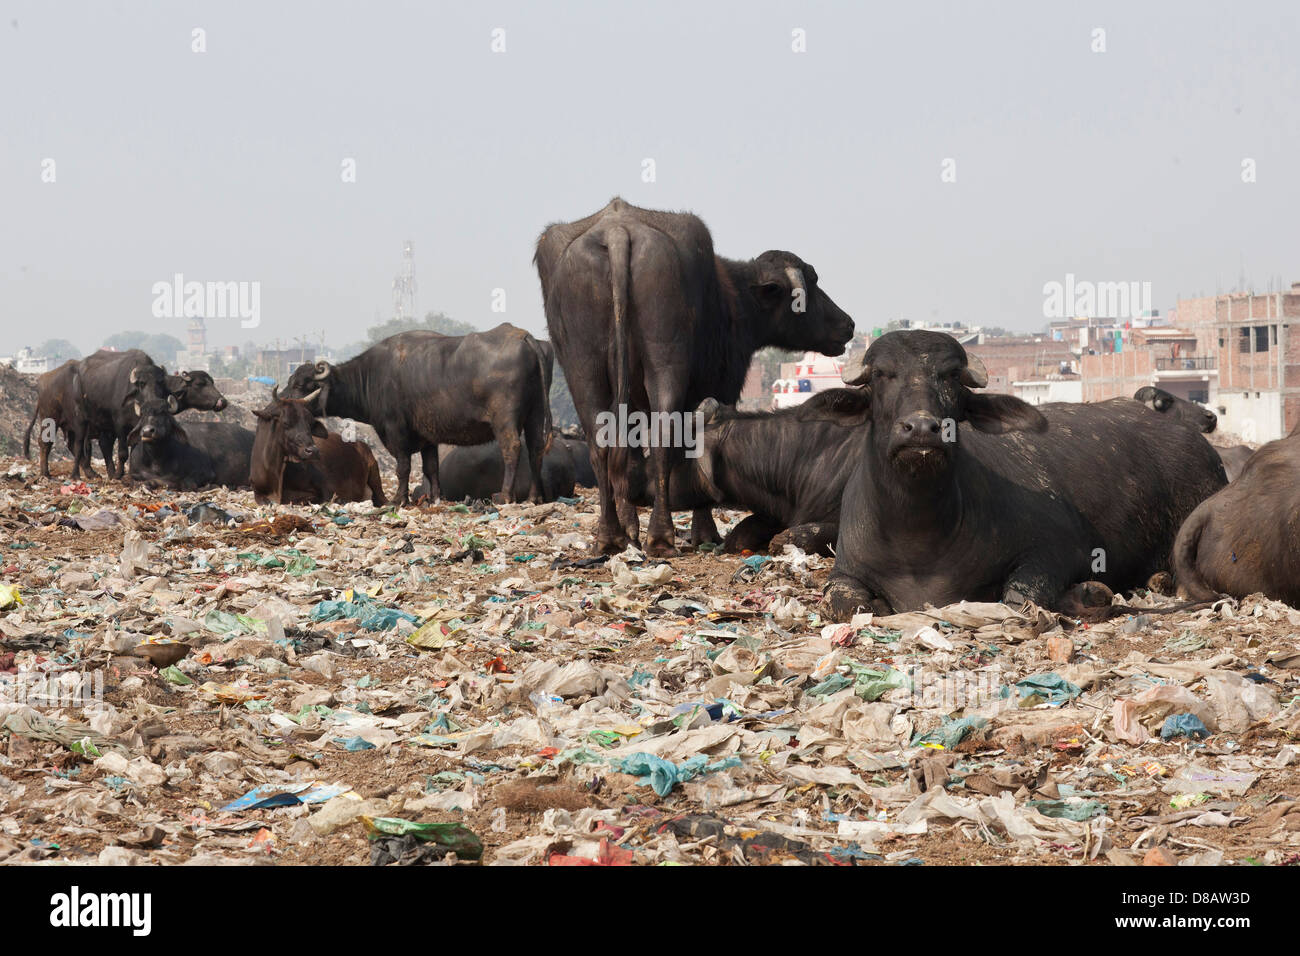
1, 455, 1298, 866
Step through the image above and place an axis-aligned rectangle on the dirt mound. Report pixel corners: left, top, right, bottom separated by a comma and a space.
0, 365, 41, 460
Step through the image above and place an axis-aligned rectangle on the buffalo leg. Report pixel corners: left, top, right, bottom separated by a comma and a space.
394, 452, 413, 507
419, 446, 440, 503
498, 429, 524, 503
1003, 564, 1064, 610
691, 508, 723, 547
522, 406, 547, 504
770, 522, 839, 557
825, 573, 889, 620
367, 460, 387, 507
114, 428, 131, 479
722, 514, 784, 554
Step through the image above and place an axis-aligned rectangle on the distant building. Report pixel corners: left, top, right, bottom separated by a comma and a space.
967, 336, 1077, 396
0, 347, 52, 374
771, 352, 846, 409
1080, 327, 1212, 406
1170, 284, 1300, 441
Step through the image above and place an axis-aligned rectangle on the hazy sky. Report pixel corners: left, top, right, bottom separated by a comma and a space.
3, 1, 1298, 356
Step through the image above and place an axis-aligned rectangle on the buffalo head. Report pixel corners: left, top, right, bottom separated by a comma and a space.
830, 331, 1047, 479
128, 395, 182, 445
283, 361, 333, 414
168, 369, 228, 412
254, 386, 326, 462
751, 251, 854, 357
1134, 386, 1216, 433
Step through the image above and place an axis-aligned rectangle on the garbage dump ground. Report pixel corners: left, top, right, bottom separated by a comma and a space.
2, 457, 1299, 867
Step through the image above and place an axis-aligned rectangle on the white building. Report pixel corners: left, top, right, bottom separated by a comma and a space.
1013, 377, 1084, 406
771, 352, 847, 409
0, 347, 52, 374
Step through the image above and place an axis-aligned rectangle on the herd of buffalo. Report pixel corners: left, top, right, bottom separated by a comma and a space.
20, 198, 1300, 615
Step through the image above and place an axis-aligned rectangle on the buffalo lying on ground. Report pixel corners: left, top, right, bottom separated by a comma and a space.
1173, 431, 1300, 606
1135, 385, 1217, 433
281, 325, 551, 506
438, 436, 576, 502
126, 397, 254, 490
24, 361, 88, 478
669, 391, 864, 555
250, 389, 385, 506
77, 350, 228, 479
535, 198, 854, 556
824, 331, 1227, 618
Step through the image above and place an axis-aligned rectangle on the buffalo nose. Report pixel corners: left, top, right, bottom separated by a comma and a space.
215, 399, 227, 411
897, 412, 941, 437
141, 427, 155, 439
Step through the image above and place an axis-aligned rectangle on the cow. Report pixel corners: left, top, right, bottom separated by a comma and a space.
78, 349, 228, 479
280, 324, 551, 506
1134, 385, 1217, 433
1173, 431, 1300, 606
126, 397, 254, 490
823, 331, 1227, 618
250, 389, 386, 506
438, 435, 576, 503
673, 391, 865, 555
23, 361, 90, 478
535, 198, 854, 556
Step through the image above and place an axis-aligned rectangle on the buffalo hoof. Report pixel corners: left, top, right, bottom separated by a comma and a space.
824, 579, 875, 621
595, 533, 630, 556
646, 538, 678, 559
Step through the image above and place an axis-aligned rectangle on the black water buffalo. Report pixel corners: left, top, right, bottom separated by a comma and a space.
24, 361, 88, 478
250, 389, 386, 506
1135, 385, 1217, 433
824, 331, 1227, 618
78, 350, 228, 479
1173, 431, 1300, 606
126, 397, 254, 490
677, 390, 865, 555
438, 436, 576, 502
535, 198, 854, 556
280, 324, 551, 506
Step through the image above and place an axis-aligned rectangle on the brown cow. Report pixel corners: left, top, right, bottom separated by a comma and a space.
1173, 430, 1300, 606
251, 389, 386, 506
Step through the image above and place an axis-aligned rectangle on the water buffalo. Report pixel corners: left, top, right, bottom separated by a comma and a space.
78, 350, 228, 479
677, 390, 865, 555
1134, 385, 1217, 433
251, 389, 386, 506
535, 198, 854, 556
24, 361, 89, 478
1173, 431, 1300, 606
280, 324, 551, 506
438, 436, 576, 502
824, 331, 1227, 618
126, 397, 254, 490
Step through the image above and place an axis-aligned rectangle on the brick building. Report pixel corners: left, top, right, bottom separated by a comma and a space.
1166, 285, 1300, 441
966, 337, 1076, 395
1079, 327, 1212, 405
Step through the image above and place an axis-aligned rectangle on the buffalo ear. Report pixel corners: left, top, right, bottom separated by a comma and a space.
127, 426, 142, 447
121, 388, 140, 409
310, 420, 329, 439
253, 406, 275, 421
841, 354, 870, 387
964, 393, 1048, 434
795, 387, 872, 426
172, 424, 188, 443
696, 398, 724, 424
